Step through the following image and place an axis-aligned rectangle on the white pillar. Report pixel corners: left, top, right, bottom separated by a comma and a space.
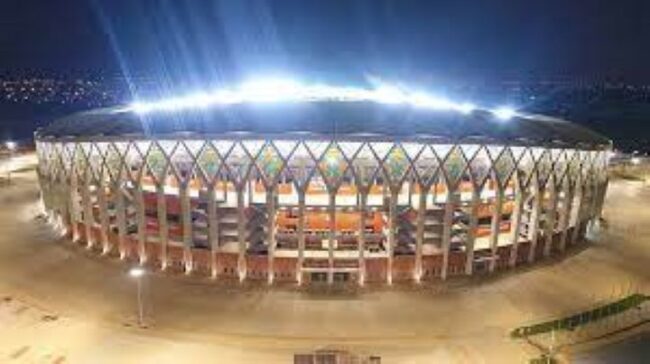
115, 182, 127, 259
386, 189, 397, 285
180, 183, 192, 272
70, 171, 80, 242
543, 181, 558, 257
267, 187, 277, 284
441, 191, 454, 280
508, 182, 526, 267
296, 191, 306, 284
207, 185, 219, 278
465, 189, 480, 275
570, 180, 584, 245
595, 179, 608, 220
135, 183, 147, 263
97, 183, 110, 253
527, 184, 542, 263
488, 187, 503, 273
415, 187, 427, 281
83, 173, 94, 248
237, 187, 246, 281
156, 184, 169, 269
558, 183, 574, 252
358, 191, 368, 285
327, 192, 335, 285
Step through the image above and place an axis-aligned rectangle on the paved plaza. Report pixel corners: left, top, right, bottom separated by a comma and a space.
0, 156, 647, 363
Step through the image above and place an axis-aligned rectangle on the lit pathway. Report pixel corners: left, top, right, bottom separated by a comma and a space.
0, 157, 647, 363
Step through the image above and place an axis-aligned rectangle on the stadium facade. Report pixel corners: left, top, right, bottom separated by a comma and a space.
34, 99, 611, 285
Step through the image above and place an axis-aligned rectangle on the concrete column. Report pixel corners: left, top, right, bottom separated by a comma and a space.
358, 191, 368, 285
415, 187, 427, 281
135, 183, 147, 263
596, 177, 609, 219
97, 183, 110, 254
527, 184, 542, 263
588, 178, 599, 222
558, 183, 574, 252
115, 183, 127, 259
386, 189, 398, 285
267, 187, 277, 284
577, 179, 591, 243
207, 185, 219, 278
595, 179, 608, 219
508, 183, 526, 267
296, 191, 306, 284
441, 191, 455, 280
488, 187, 504, 273
83, 173, 95, 248
180, 183, 192, 273
570, 180, 584, 245
237, 187, 246, 282
51, 181, 63, 229
543, 181, 558, 257
327, 192, 336, 285
465, 188, 480, 275
70, 171, 80, 241
156, 184, 169, 269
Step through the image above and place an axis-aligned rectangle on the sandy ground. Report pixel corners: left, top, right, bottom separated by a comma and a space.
0, 157, 647, 363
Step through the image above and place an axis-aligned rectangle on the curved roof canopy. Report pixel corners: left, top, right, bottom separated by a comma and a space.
36, 101, 611, 149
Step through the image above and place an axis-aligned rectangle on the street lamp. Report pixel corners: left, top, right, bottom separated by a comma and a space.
129, 266, 146, 327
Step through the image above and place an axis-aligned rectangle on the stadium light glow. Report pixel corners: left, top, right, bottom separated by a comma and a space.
129, 78, 486, 115
493, 106, 517, 120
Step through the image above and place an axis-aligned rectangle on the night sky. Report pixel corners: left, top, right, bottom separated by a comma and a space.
2, 0, 649, 82
1, 0, 650, 146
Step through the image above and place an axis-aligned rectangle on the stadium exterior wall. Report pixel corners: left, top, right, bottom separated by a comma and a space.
34, 135, 610, 286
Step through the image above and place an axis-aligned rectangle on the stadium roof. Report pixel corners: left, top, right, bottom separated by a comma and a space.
35, 101, 611, 149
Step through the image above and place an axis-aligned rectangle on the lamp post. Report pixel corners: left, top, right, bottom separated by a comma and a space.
129, 266, 146, 327
5, 141, 16, 184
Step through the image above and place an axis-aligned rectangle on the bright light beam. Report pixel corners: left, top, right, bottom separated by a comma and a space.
493, 107, 517, 120
129, 78, 487, 116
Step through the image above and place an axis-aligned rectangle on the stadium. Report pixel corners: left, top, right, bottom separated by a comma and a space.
34, 81, 611, 286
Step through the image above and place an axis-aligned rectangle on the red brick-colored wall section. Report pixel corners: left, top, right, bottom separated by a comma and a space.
74, 222, 86, 244
392, 256, 415, 282
125, 236, 140, 262
447, 252, 467, 276
106, 230, 120, 257
191, 248, 211, 275
89, 227, 104, 253
167, 245, 185, 272
145, 241, 163, 268
217, 252, 239, 279
273, 257, 297, 282
421, 255, 443, 281
365, 258, 387, 283
246, 255, 269, 280
64, 223, 74, 240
